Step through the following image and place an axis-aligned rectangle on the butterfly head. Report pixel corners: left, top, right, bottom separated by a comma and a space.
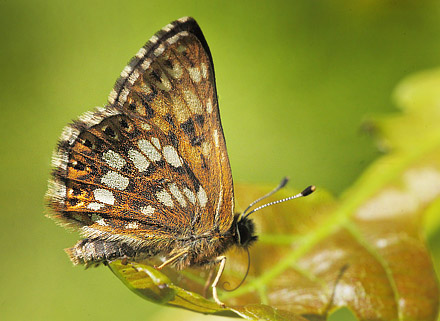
233, 214, 258, 248
231, 181, 316, 249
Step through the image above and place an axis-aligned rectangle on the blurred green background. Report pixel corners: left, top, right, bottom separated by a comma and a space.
2, 1, 440, 320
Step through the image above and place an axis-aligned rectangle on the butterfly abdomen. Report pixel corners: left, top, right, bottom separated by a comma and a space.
65, 238, 140, 267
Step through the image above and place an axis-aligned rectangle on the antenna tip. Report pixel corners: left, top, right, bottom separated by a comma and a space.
301, 185, 316, 196
280, 177, 289, 187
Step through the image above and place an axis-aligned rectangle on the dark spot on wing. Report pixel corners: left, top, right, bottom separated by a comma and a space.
83, 139, 93, 148
151, 70, 161, 82
168, 131, 178, 148
190, 135, 204, 146
165, 114, 174, 126
194, 114, 204, 126
120, 119, 129, 129
162, 59, 173, 69
200, 154, 208, 169
180, 118, 195, 136
73, 161, 85, 171
104, 126, 116, 138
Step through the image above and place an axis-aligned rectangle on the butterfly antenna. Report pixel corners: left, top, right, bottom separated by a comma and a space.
244, 185, 315, 219
222, 248, 251, 292
241, 177, 289, 218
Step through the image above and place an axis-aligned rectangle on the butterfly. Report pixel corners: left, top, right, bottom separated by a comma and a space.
46, 17, 314, 306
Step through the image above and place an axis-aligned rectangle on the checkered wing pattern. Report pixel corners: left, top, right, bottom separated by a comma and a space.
47, 17, 234, 248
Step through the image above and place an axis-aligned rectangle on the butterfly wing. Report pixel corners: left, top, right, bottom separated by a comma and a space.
46, 17, 234, 250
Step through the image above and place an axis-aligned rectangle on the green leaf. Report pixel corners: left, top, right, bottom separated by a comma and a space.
109, 68, 440, 320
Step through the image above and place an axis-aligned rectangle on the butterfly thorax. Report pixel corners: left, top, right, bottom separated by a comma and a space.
170, 213, 258, 268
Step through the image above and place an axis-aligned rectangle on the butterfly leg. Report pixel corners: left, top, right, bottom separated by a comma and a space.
203, 267, 216, 298
155, 250, 188, 270
212, 256, 227, 307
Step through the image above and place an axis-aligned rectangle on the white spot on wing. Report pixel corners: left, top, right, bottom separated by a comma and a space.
213, 129, 219, 147
154, 72, 172, 91
128, 69, 140, 85
167, 34, 181, 45
156, 189, 174, 207
154, 44, 165, 57
138, 139, 162, 162
102, 150, 126, 170
120, 65, 132, 79
128, 149, 150, 172
93, 189, 115, 205
96, 218, 108, 226
150, 35, 159, 44
169, 183, 186, 207
162, 23, 173, 32
183, 89, 203, 114
141, 123, 152, 131
136, 47, 147, 58
108, 89, 117, 104
197, 186, 208, 208
188, 67, 201, 83
183, 187, 196, 204
201, 63, 208, 79
119, 88, 129, 105
101, 171, 129, 190
178, 17, 190, 23
125, 222, 139, 229
166, 61, 183, 79
163, 145, 182, 167
215, 188, 223, 221
171, 94, 190, 122
87, 202, 104, 211
201, 141, 211, 156
140, 205, 155, 216
141, 58, 152, 70
143, 85, 154, 95
151, 137, 161, 150
206, 98, 213, 114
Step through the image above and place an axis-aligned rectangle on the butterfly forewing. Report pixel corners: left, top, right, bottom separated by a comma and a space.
47, 17, 234, 250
